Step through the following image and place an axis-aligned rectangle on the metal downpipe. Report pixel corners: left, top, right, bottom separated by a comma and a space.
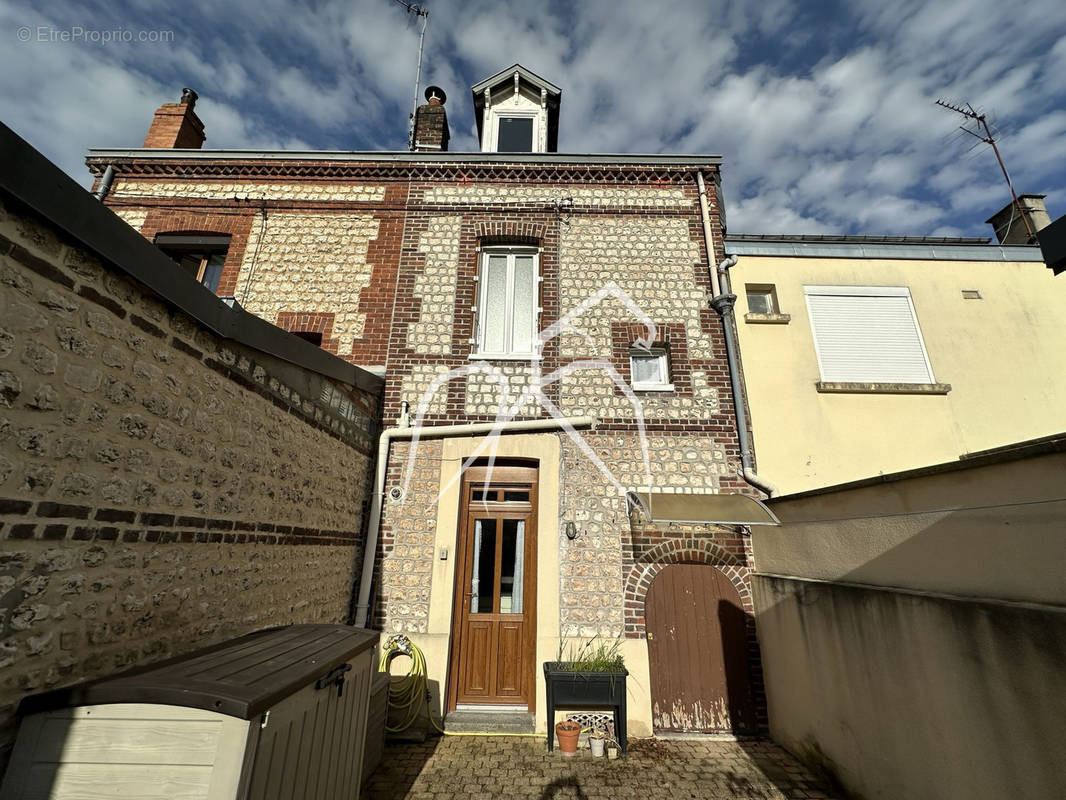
711, 256, 779, 498
93, 164, 115, 202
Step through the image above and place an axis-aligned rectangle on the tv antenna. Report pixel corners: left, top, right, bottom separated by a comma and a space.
935, 98, 1034, 240
394, 0, 429, 150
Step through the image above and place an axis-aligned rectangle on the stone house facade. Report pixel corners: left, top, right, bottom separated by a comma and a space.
84, 65, 770, 737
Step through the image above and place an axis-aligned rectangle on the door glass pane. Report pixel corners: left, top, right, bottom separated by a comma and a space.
481, 255, 508, 353
511, 255, 535, 353
497, 117, 534, 151
500, 519, 525, 614
471, 519, 497, 614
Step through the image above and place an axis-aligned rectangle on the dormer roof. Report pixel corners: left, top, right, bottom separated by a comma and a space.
472, 63, 562, 152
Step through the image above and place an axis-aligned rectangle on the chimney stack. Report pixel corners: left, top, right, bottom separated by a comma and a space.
143, 88, 206, 149
411, 86, 449, 152
986, 194, 1051, 244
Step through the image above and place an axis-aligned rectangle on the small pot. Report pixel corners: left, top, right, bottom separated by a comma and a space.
606, 744, 619, 760
555, 721, 581, 755
590, 735, 605, 757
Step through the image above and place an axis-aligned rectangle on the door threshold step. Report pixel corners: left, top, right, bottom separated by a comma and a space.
444, 710, 535, 734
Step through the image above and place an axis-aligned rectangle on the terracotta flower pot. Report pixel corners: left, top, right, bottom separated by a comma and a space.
555, 720, 581, 755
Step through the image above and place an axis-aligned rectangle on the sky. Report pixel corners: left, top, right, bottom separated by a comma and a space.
1, 0, 1064, 237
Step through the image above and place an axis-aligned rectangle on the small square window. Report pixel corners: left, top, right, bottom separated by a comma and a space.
745, 284, 779, 315
630, 348, 672, 390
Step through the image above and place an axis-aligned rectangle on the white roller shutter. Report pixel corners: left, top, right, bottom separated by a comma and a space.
804, 286, 934, 383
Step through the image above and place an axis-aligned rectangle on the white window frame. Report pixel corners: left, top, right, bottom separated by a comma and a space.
488, 110, 540, 153
745, 284, 779, 314
629, 347, 673, 391
803, 285, 936, 384
473, 246, 540, 358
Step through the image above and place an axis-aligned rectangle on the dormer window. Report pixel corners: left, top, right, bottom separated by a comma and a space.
497, 116, 535, 152
472, 64, 561, 154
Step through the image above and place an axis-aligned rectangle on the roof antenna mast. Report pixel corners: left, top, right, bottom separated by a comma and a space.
935, 98, 1035, 240
394, 0, 429, 150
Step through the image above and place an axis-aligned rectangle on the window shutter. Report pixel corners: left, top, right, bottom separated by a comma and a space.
806, 290, 933, 383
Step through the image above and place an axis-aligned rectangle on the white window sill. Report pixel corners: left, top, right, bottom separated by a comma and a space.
469, 353, 542, 361
815, 381, 951, 395
744, 312, 791, 325
632, 383, 675, 392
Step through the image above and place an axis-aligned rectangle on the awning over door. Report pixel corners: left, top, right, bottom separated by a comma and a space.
626, 491, 780, 526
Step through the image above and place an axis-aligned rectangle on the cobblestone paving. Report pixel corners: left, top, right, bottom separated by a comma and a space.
363, 736, 842, 799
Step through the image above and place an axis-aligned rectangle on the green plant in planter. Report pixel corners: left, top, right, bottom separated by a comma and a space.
554, 636, 625, 672
544, 636, 630, 754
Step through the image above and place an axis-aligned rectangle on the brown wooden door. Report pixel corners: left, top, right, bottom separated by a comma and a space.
646, 564, 756, 733
448, 466, 538, 709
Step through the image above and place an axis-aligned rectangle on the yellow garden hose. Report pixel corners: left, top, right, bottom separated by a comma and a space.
378, 634, 550, 738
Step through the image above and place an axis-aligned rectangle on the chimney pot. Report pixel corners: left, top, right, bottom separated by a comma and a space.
424, 85, 446, 105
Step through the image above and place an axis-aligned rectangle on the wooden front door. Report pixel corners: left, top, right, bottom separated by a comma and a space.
646, 564, 757, 733
448, 465, 538, 709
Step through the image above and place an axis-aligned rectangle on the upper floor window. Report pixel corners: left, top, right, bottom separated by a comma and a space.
473, 64, 560, 153
745, 284, 779, 315
475, 247, 539, 357
155, 234, 229, 293
630, 346, 673, 391
804, 285, 935, 384
495, 116, 535, 152
744, 282, 791, 325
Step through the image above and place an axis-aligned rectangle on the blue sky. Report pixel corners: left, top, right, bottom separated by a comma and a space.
2, 0, 1064, 237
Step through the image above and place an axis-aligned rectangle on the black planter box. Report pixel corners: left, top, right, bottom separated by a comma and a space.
543, 662, 628, 754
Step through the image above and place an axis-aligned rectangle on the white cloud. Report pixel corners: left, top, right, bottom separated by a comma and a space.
1, 0, 1063, 236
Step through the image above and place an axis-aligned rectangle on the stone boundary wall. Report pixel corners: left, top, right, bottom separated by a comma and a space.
0, 194, 380, 762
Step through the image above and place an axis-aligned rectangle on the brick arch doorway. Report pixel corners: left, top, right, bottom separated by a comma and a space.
645, 563, 756, 733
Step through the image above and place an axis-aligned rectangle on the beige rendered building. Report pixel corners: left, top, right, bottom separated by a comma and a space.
727, 234, 1066, 493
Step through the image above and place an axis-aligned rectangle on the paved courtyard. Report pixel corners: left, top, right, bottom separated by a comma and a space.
363, 736, 842, 799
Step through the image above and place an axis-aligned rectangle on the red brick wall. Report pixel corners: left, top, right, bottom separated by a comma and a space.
142, 104, 205, 149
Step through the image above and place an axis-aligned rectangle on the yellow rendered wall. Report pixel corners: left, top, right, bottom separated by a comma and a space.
734, 254, 1066, 493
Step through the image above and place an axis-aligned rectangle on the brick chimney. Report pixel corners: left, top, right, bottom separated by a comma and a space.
986, 194, 1052, 244
411, 86, 449, 152
143, 88, 206, 149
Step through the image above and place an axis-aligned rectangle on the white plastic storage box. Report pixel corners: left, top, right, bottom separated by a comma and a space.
1, 624, 379, 800
361, 671, 391, 785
